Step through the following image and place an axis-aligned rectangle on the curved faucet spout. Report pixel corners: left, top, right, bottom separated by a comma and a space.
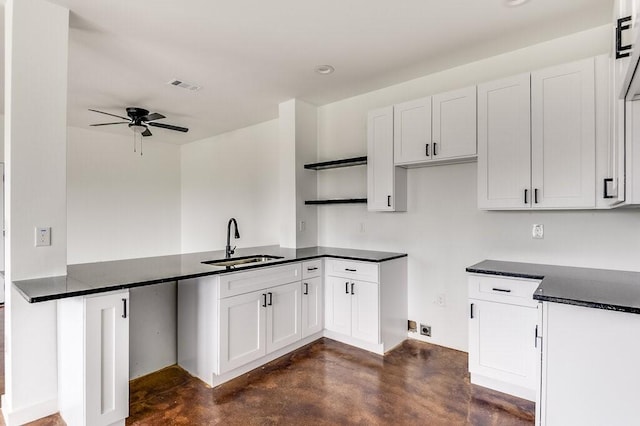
226, 218, 240, 258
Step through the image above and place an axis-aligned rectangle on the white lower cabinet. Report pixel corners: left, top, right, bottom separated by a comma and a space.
468, 275, 540, 401
538, 302, 640, 426
324, 257, 407, 355
58, 291, 130, 426
219, 280, 301, 374
178, 262, 320, 387
325, 276, 379, 344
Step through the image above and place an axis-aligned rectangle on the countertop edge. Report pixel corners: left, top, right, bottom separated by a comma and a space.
15, 250, 408, 303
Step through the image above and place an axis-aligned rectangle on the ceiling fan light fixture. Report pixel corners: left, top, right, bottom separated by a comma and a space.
129, 124, 147, 134
315, 65, 335, 75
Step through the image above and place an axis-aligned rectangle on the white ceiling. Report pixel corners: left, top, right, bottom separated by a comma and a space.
5, 0, 614, 144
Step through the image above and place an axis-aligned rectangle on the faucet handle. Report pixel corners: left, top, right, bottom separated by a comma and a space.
230, 246, 236, 255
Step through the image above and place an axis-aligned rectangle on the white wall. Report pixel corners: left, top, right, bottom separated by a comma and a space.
181, 119, 280, 253
315, 24, 640, 352
66, 126, 182, 380
67, 126, 181, 264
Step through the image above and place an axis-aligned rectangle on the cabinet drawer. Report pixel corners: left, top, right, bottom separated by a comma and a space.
468, 275, 540, 307
302, 259, 322, 279
219, 263, 301, 299
325, 259, 378, 283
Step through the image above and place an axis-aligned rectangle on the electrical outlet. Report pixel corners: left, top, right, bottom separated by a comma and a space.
360, 222, 366, 233
298, 221, 306, 232
532, 224, 544, 239
436, 293, 446, 307
408, 320, 417, 332
420, 324, 431, 337
35, 226, 51, 247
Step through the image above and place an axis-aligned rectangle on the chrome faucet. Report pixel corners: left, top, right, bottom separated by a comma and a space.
225, 218, 240, 258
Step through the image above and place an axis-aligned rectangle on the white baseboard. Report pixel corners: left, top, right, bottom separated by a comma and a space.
1, 396, 58, 426
323, 330, 384, 355
470, 374, 536, 402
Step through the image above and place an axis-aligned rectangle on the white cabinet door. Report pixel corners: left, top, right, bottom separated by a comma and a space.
219, 290, 266, 374
85, 292, 129, 426
477, 73, 531, 209
367, 106, 406, 211
531, 57, 596, 208
432, 86, 477, 161
266, 282, 302, 353
302, 276, 324, 338
350, 280, 379, 344
468, 299, 539, 398
325, 276, 352, 335
393, 97, 432, 165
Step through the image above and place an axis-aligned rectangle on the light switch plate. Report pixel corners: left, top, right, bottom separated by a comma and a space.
35, 227, 51, 246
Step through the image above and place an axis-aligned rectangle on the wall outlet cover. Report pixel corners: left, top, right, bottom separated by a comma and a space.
420, 324, 431, 337
532, 224, 544, 239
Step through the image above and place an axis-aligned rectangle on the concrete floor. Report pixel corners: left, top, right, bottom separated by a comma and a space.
128, 338, 534, 425
0, 307, 534, 425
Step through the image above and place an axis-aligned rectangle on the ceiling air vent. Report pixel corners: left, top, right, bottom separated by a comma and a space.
167, 79, 202, 92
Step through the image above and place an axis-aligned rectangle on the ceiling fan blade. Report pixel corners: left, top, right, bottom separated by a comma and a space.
88, 108, 130, 121
142, 112, 165, 122
90, 122, 130, 126
148, 122, 189, 133
141, 128, 153, 137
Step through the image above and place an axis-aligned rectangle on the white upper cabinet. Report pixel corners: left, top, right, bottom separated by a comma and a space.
394, 97, 432, 165
432, 86, 477, 161
478, 74, 531, 209
478, 58, 597, 210
393, 87, 477, 167
531, 58, 595, 209
367, 106, 407, 212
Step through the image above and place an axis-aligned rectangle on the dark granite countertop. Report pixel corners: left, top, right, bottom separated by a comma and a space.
467, 260, 640, 314
14, 245, 407, 303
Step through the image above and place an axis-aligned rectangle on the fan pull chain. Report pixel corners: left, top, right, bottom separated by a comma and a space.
133, 132, 136, 153
140, 137, 143, 156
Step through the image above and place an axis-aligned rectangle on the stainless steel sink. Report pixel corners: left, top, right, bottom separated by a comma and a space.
202, 255, 284, 267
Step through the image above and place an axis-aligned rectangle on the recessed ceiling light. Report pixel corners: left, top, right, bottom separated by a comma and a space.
315, 65, 335, 75
505, 0, 530, 6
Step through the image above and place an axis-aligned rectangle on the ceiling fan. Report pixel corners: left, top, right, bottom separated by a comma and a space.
89, 107, 189, 137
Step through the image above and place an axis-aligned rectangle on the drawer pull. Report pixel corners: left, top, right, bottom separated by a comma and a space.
303, 282, 309, 295
345, 282, 349, 294
345, 268, 357, 272
492, 287, 511, 293
307, 267, 318, 271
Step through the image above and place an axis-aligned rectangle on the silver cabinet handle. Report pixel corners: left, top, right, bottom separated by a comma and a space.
122, 298, 127, 319
303, 283, 309, 295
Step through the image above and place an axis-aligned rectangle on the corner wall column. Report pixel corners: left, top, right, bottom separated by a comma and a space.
3, 0, 69, 424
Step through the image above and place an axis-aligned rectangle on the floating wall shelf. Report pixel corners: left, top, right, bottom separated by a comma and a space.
304, 198, 367, 205
304, 155, 367, 206
304, 156, 367, 170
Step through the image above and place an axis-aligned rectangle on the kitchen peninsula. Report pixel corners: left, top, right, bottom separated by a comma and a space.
15, 246, 407, 426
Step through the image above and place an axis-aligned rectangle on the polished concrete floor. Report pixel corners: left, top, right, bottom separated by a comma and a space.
0, 304, 534, 425
128, 338, 534, 425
